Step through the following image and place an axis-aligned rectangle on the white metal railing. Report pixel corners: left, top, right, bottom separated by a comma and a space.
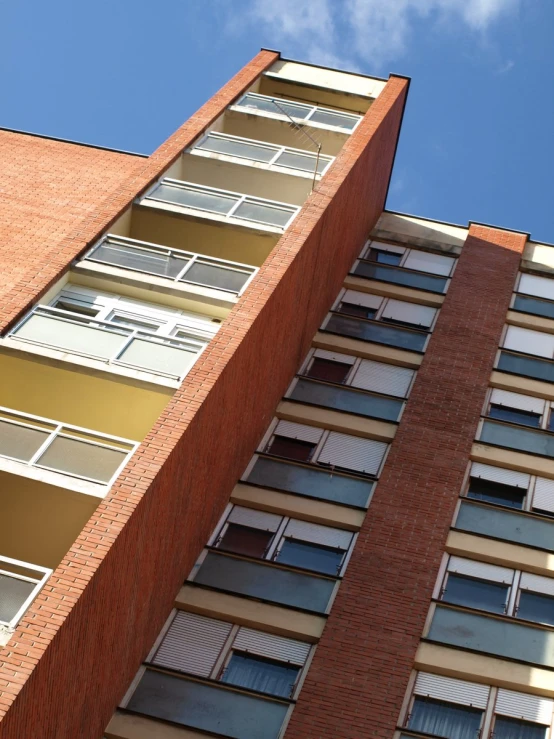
10, 305, 208, 380
0, 406, 137, 486
84, 234, 258, 297
192, 131, 334, 176
142, 179, 299, 230
0, 555, 52, 629
233, 92, 362, 132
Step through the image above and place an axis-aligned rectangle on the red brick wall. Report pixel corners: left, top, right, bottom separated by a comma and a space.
0, 69, 408, 738
284, 224, 527, 739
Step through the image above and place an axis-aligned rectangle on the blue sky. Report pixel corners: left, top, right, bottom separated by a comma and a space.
1, 1, 552, 241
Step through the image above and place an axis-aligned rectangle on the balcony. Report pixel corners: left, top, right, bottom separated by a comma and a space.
497, 350, 554, 384
479, 419, 554, 460
0, 555, 51, 639
352, 260, 448, 294
323, 313, 429, 352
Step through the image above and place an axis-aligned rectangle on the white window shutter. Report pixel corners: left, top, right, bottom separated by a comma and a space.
519, 273, 554, 302
350, 359, 414, 397
489, 389, 545, 415
283, 519, 353, 550
366, 240, 405, 256
381, 299, 436, 328
342, 290, 383, 310
470, 462, 530, 490
414, 672, 489, 708
233, 627, 310, 665
273, 420, 324, 444
403, 250, 455, 277
317, 432, 387, 475
313, 348, 356, 365
496, 689, 554, 724
503, 325, 554, 359
519, 572, 554, 597
227, 506, 282, 532
533, 477, 554, 513
153, 612, 232, 677
448, 556, 514, 584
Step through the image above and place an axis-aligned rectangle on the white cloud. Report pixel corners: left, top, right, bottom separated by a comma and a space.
244, 0, 520, 69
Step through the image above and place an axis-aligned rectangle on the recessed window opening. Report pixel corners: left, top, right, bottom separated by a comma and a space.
467, 477, 526, 510
220, 652, 300, 698
367, 248, 403, 266
407, 696, 483, 739
217, 524, 274, 559
53, 299, 99, 317
442, 573, 509, 615
275, 539, 344, 575
517, 590, 554, 627
337, 302, 377, 320
306, 357, 352, 384
381, 315, 426, 329
488, 404, 542, 429
267, 435, 317, 462
493, 716, 548, 739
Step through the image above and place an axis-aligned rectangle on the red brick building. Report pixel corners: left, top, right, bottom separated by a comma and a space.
0, 50, 552, 739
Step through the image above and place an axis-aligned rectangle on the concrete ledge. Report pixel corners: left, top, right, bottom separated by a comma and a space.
106, 711, 211, 739
471, 443, 554, 480
490, 370, 554, 402
507, 309, 554, 335
312, 331, 422, 368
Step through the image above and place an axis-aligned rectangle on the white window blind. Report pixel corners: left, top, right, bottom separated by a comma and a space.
232, 627, 310, 665
503, 325, 554, 359
227, 506, 282, 532
414, 672, 489, 708
350, 359, 414, 397
153, 612, 232, 677
470, 462, 530, 490
533, 476, 554, 513
519, 572, 554, 597
403, 250, 455, 277
273, 420, 324, 444
283, 519, 353, 550
342, 290, 383, 310
317, 432, 387, 475
489, 389, 545, 415
381, 299, 436, 328
313, 348, 356, 365
496, 689, 554, 724
448, 556, 514, 584
518, 273, 554, 302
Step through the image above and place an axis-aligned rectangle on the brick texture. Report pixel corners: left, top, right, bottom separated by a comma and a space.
0, 63, 408, 739
283, 224, 527, 739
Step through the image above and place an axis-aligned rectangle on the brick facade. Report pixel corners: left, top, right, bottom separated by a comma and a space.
283, 224, 527, 739
0, 62, 408, 738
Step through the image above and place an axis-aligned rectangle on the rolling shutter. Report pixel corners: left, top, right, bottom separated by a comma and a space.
533, 477, 554, 513
489, 389, 545, 415
232, 627, 310, 665
496, 689, 554, 724
503, 325, 554, 359
350, 359, 414, 397
317, 432, 387, 475
403, 250, 455, 277
366, 240, 405, 256
227, 506, 282, 532
313, 348, 356, 365
448, 556, 514, 584
381, 299, 436, 328
342, 290, 383, 310
283, 519, 353, 550
519, 273, 554, 302
470, 462, 530, 490
273, 420, 324, 444
519, 572, 554, 597
152, 612, 232, 677
414, 672, 489, 708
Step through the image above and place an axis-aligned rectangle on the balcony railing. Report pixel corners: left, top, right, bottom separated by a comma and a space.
234, 92, 362, 132
10, 305, 208, 380
192, 131, 334, 175
84, 235, 258, 296
513, 294, 554, 321
480, 418, 554, 459
142, 179, 299, 230
498, 350, 554, 384
0, 406, 136, 486
324, 313, 429, 352
0, 555, 51, 629
353, 260, 448, 294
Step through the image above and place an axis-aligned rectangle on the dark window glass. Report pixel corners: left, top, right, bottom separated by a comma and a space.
498, 352, 554, 384
381, 316, 423, 329
54, 300, 99, 317
306, 358, 351, 384
442, 573, 508, 614
325, 314, 428, 352
276, 539, 344, 575
218, 524, 274, 559
548, 413, 554, 433
513, 294, 554, 322
367, 248, 403, 266
267, 436, 316, 462
337, 302, 377, 320
290, 378, 402, 422
221, 652, 299, 698
407, 697, 482, 739
480, 420, 554, 459
517, 590, 554, 626
489, 405, 541, 428
533, 508, 554, 518
354, 261, 447, 294
467, 478, 525, 510
494, 716, 548, 739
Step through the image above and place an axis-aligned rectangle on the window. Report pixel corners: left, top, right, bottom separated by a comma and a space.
275, 539, 344, 575
53, 299, 99, 317
218, 524, 274, 559
517, 590, 554, 626
407, 697, 483, 739
442, 574, 508, 614
267, 436, 316, 462
367, 248, 403, 266
337, 302, 377, 320
493, 717, 548, 739
220, 652, 299, 698
306, 357, 351, 384
467, 477, 525, 510
488, 405, 541, 428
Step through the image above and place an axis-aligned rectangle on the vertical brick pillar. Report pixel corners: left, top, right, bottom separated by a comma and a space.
284, 225, 527, 739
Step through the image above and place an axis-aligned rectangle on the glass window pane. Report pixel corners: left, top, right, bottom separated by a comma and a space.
109, 315, 160, 332
513, 295, 554, 321
221, 653, 299, 698
309, 110, 358, 130
518, 591, 554, 626
274, 151, 326, 174
267, 436, 316, 462
481, 420, 554, 459
498, 352, 554, 384
338, 303, 377, 320
91, 243, 187, 279
198, 136, 276, 163
37, 436, 128, 483
306, 358, 351, 384
489, 405, 541, 428
442, 574, 508, 614
0, 419, 49, 462
151, 184, 237, 215
290, 378, 402, 422
0, 575, 36, 624
408, 697, 482, 739
234, 201, 293, 228
239, 94, 312, 120
54, 300, 99, 317
219, 524, 273, 558
494, 716, 547, 739
118, 338, 199, 377
326, 314, 427, 352
354, 261, 447, 293
467, 478, 525, 509
276, 539, 343, 575
367, 249, 403, 266
184, 262, 251, 293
